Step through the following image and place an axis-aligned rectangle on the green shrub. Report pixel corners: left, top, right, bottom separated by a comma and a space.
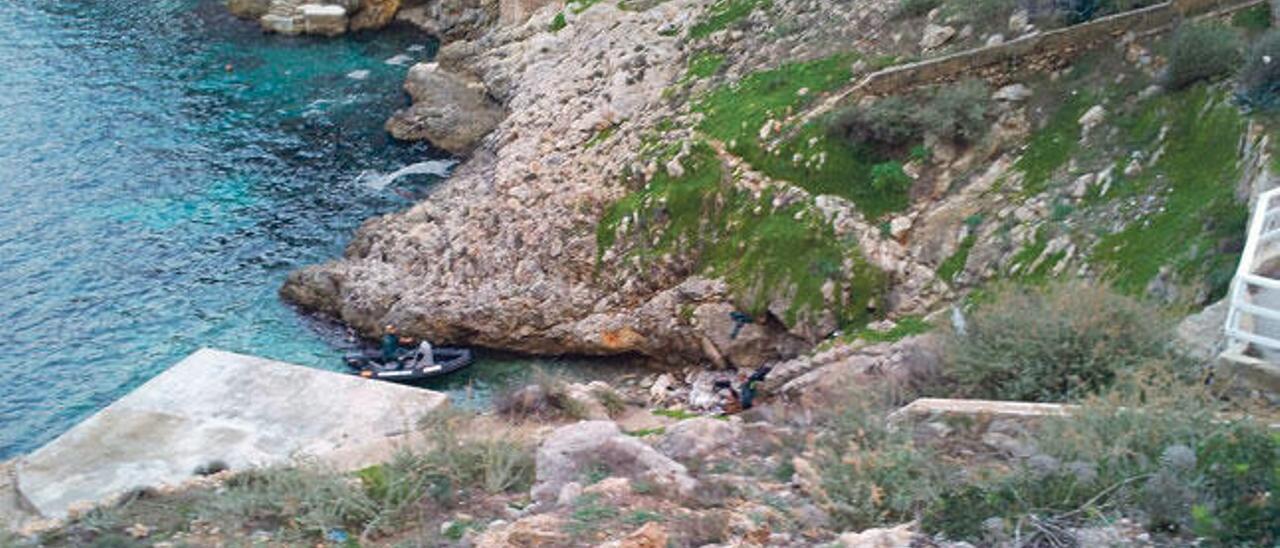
1164, 23, 1242, 90
1191, 423, 1280, 545
417, 409, 536, 496
828, 80, 991, 151
814, 390, 941, 531
919, 79, 990, 144
870, 161, 912, 193
1057, 0, 1163, 25
591, 385, 627, 417
942, 281, 1174, 402
1232, 3, 1272, 32
1239, 29, 1280, 110
548, 12, 567, 32
924, 374, 1277, 544
199, 465, 377, 539
896, 0, 941, 18
828, 96, 921, 150
949, 0, 1017, 24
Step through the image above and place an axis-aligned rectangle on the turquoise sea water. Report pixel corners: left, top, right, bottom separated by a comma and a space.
0, 1, 598, 460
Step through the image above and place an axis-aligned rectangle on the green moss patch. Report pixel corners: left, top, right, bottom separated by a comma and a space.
695, 53, 909, 218
1092, 86, 1247, 298
854, 315, 933, 343
548, 12, 567, 32
598, 141, 886, 328
687, 51, 727, 79
937, 235, 976, 282
584, 125, 618, 149
1015, 91, 1092, 195
689, 0, 771, 39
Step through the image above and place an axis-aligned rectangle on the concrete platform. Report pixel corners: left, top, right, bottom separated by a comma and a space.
13, 348, 447, 519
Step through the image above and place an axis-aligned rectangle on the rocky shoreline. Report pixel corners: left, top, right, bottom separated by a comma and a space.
277, 0, 1272, 372
280, 0, 831, 367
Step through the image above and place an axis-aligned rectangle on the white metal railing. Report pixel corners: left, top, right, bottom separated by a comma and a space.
1225, 188, 1280, 356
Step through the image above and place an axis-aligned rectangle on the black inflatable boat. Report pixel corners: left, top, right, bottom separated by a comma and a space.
343, 347, 474, 383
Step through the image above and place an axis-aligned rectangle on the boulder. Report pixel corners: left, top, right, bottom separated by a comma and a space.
300, 4, 348, 36
600, 522, 669, 548
386, 63, 505, 155
226, 0, 272, 19
500, 0, 559, 26
920, 24, 956, 50
1176, 298, 1227, 362
1078, 105, 1107, 140
350, 0, 400, 31
656, 418, 740, 463
531, 421, 696, 506
993, 83, 1032, 103
1008, 10, 1030, 33
838, 522, 917, 547
474, 514, 569, 548
690, 302, 809, 369
777, 335, 943, 406
260, 13, 302, 34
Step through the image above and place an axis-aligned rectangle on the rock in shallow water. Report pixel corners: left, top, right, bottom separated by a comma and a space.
385, 62, 504, 154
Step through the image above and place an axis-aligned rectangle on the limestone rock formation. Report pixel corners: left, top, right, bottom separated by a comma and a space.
385, 62, 505, 154
226, 0, 273, 19
228, 0, 404, 35
530, 421, 696, 506
283, 2, 819, 365
350, 0, 400, 31
301, 4, 349, 36
396, 0, 500, 41
655, 417, 740, 463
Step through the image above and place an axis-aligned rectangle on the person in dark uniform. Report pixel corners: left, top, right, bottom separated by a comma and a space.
380, 324, 414, 364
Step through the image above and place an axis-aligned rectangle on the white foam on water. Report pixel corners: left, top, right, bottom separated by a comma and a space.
346, 69, 371, 80
408, 44, 427, 52
384, 54, 413, 66
357, 160, 457, 190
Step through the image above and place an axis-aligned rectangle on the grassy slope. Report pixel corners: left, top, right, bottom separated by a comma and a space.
694, 53, 911, 218
1092, 86, 1247, 297
597, 142, 885, 326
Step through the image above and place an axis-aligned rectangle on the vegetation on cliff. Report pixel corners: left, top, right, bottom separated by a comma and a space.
597, 141, 886, 327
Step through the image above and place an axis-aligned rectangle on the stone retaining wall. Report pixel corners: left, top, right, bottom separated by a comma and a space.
858, 0, 1263, 97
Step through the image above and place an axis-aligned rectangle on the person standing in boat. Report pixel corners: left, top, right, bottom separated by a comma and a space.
381, 324, 414, 363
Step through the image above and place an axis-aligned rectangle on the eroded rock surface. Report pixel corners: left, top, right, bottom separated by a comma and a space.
531, 421, 696, 506
282, 1, 820, 365
385, 62, 505, 154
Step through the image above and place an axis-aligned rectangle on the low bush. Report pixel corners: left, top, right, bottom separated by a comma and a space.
199, 465, 377, 539
924, 377, 1279, 546
1164, 23, 1242, 90
919, 79, 990, 144
417, 409, 536, 497
949, 0, 1017, 25
870, 161, 913, 193
1056, 0, 1163, 25
828, 96, 921, 150
896, 0, 941, 19
827, 80, 990, 152
548, 12, 567, 32
942, 281, 1176, 402
1239, 29, 1280, 110
813, 390, 941, 531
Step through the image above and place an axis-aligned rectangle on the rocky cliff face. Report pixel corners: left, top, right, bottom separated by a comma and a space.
283, 0, 816, 366
283, 0, 1263, 366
